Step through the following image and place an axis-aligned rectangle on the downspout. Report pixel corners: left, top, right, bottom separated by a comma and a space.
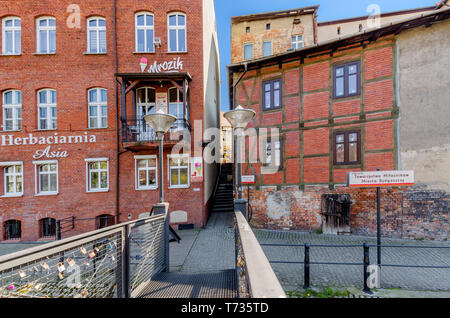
113, 0, 120, 224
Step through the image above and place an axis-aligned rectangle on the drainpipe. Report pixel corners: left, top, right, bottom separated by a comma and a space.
113, 0, 120, 224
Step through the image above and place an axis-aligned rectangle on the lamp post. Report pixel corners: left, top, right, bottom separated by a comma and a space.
223, 105, 255, 217
144, 110, 177, 204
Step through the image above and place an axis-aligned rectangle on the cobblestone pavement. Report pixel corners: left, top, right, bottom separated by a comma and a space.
253, 229, 450, 292
171, 212, 235, 273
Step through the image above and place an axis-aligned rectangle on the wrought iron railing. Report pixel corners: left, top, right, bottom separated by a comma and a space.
0, 212, 169, 298
121, 118, 191, 143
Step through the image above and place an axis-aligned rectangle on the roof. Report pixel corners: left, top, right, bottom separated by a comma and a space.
231, 5, 319, 24
228, 7, 450, 73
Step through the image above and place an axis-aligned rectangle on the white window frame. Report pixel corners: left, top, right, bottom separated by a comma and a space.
262, 41, 272, 57
134, 155, 158, 190
36, 17, 56, 54
167, 12, 187, 53
2, 90, 22, 131
243, 43, 253, 60
88, 88, 108, 129
37, 89, 57, 130
85, 158, 109, 193
0, 161, 23, 197
87, 17, 106, 53
135, 12, 154, 53
33, 160, 58, 196
2, 17, 21, 55
168, 154, 190, 189
168, 87, 184, 131
291, 35, 303, 50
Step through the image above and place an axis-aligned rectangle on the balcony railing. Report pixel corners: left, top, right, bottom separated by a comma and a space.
121, 118, 191, 143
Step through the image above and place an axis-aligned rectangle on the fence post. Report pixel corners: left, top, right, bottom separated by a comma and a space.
123, 224, 131, 298
363, 243, 372, 294
56, 220, 61, 240
303, 243, 310, 289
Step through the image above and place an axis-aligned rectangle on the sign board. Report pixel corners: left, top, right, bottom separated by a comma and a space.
347, 170, 414, 188
156, 93, 168, 112
191, 157, 203, 182
242, 175, 255, 185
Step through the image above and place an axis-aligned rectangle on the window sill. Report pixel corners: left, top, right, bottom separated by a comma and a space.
35, 128, 58, 132
33, 52, 56, 55
87, 189, 109, 193
1, 194, 23, 198
86, 127, 108, 130
1, 129, 22, 133
0, 53, 21, 56
166, 51, 188, 54
83, 52, 107, 55
136, 187, 158, 191
133, 51, 155, 55
35, 192, 58, 197
169, 185, 190, 189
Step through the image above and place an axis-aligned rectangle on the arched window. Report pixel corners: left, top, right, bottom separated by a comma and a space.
2, 17, 21, 55
87, 17, 106, 53
135, 12, 154, 53
40, 218, 56, 238
96, 214, 115, 229
4, 220, 21, 240
88, 88, 107, 128
36, 17, 56, 53
37, 89, 57, 130
2, 90, 22, 131
167, 13, 186, 52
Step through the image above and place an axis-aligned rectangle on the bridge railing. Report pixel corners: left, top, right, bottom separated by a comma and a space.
0, 211, 169, 298
234, 212, 286, 298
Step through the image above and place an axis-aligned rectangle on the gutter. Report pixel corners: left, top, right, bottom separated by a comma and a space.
113, 0, 120, 224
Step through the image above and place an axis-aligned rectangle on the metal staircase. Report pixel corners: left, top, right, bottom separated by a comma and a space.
211, 164, 234, 214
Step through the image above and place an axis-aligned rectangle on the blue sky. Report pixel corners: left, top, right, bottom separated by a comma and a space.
215, 0, 438, 110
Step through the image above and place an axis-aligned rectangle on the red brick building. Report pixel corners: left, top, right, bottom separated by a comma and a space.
0, 0, 220, 242
228, 9, 449, 240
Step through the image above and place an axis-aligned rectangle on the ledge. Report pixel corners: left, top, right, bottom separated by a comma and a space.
32, 52, 56, 55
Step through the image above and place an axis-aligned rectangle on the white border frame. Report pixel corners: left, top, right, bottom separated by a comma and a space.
167, 12, 187, 53
85, 158, 109, 193
135, 12, 155, 53
2, 16, 21, 55
167, 154, 190, 189
33, 160, 58, 196
1, 161, 23, 197
2, 90, 22, 132
36, 16, 56, 54
86, 16, 107, 54
134, 155, 158, 191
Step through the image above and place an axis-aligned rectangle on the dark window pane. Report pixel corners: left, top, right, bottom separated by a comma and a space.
349, 142, 358, 162
336, 77, 344, 96
336, 144, 344, 163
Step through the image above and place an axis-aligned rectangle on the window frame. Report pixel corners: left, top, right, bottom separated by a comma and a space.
37, 89, 57, 130
243, 43, 253, 60
0, 161, 23, 197
4, 220, 21, 240
2, 17, 21, 55
40, 217, 56, 238
168, 87, 185, 131
261, 138, 283, 170
167, 12, 187, 53
135, 12, 154, 53
87, 17, 107, 54
2, 90, 22, 131
135, 155, 158, 190
262, 41, 272, 57
291, 35, 303, 50
262, 78, 282, 111
333, 130, 361, 166
85, 158, 109, 193
36, 16, 56, 54
88, 88, 108, 129
33, 160, 58, 196
333, 61, 361, 99
168, 154, 190, 189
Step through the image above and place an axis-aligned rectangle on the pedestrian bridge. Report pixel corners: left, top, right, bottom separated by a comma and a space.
0, 207, 285, 298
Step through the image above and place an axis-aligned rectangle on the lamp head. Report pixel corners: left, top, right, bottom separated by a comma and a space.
223, 105, 256, 130
144, 110, 177, 134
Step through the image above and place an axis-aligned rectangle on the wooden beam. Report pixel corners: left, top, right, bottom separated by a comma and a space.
125, 80, 141, 94
170, 80, 183, 92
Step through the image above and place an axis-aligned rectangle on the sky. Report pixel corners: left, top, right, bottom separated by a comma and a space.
214, 0, 439, 111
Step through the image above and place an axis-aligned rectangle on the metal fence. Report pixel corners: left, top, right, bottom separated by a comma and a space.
0, 213, 168, 298
260, 242, 450, 292
121, 118, 191, 143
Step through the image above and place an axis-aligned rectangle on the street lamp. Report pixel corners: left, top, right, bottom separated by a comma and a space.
224, 105, 255, 217
144, 110, 177, 204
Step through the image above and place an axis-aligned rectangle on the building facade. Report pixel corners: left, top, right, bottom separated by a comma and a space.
228, 8, 449, 240
0, 0, 220, 242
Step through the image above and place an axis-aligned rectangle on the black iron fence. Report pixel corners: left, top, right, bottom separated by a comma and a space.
121, 118, 191, 143
0, 212, 169, 298
260, 242, 450, 293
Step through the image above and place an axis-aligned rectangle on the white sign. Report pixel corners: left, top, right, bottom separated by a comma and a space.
347, 170, 414, 188
1, 132, 97, 147
242, 175, 255, 185
191, 157, 203, 182
140, 57, 184, 73
156, 92, 168, 112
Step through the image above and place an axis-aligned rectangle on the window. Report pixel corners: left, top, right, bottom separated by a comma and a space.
88, 88, 107, 128
168, 13, 186, 52
3, 163, 23, 196
291, 35, 303, 50
263, 79, 282, 110
359, 24, 363, 32
2, 90, 22, 131
333, 131, 360, 165
263, 139, 281, 168
334, 61, 360, 98
2, 17, 21, 55
96, 214, 115, 229
87, 17, 106, 53
262, 41, 272, 57
246, 26, 250, 33
135, 12, 154, 53
4, 220, 21, 240
34, 161, 58, 195
243, 43, 253, 60
337, 26, 341, 35
168, 154, 189, 188
38, 89, 57, 130
135, 155, 157, 190
266, 24, 270, 30
36, 17, 56, 53
86, 159, 109, 192
168, 87, 184, 131
40, 218, 56, 238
